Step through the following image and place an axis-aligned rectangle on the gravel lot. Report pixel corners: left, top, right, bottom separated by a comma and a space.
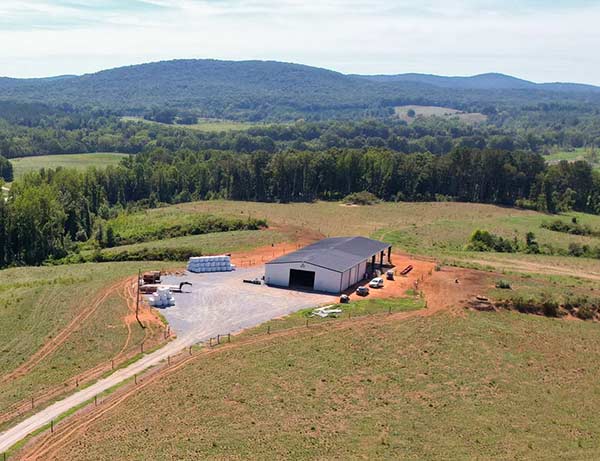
159, 266, 334, 340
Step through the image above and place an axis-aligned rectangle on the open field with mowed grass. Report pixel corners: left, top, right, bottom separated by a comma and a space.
0, 262, 167, 430
9, 153, 129, 180
543, 147, 600, 170
40, 308, 600, 460
175, 200, 600, 279
96, 228, 289, 260
394, 105, 487, 124
121, 116, 261, 132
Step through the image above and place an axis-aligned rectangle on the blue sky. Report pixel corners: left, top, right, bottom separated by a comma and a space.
0, 0, 599, 84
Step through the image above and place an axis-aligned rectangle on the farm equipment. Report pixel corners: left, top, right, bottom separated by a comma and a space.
386, 270, 395, 280
243, 278, 262, 285
142, 271, 161, 284
400, 265, 414, 276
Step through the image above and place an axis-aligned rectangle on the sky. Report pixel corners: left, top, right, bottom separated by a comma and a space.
0, 0, 599, 84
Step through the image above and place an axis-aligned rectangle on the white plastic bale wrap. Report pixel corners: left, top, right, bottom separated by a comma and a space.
187, 255, 233, 273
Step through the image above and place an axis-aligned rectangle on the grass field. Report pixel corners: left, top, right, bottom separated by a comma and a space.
174, 200, 600, 279
43, 307, 600, 460
122, 116, 260, 132
543, 147, 600, 170
0, 262, 166, 429
394, 105, 487, 124
10, 153, 129, 180
96, 229, 289, 260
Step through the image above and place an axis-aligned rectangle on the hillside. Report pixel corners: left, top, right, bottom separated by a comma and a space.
359, 72, 600, 93
1, 59, 600, 121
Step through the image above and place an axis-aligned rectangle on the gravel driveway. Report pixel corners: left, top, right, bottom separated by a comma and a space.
159, 266, 334, 341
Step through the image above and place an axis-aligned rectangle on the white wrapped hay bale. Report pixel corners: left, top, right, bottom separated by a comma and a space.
187, 255, 233, 273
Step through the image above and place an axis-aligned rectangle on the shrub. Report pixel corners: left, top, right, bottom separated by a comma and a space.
466, 230, 516, 253
495, 280, 511, 289
576, 305, 595, 320
342, 191, 380, 206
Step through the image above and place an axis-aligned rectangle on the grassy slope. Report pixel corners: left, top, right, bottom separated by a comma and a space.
98, 229, 287, 259
10, 153, 129, 180
175, 200, 600, 277
50, 308, 600, 460
394, 105, 487, 124
0, 262, 162, 416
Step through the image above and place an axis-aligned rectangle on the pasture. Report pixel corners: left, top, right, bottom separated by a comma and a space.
394, 105, 487, 124
121, 116, 260, 132
35, 308, 600, 460
9, 153, 129, 180
543, 147, 600, 170
174, 200, 600, 280
0, 262, 167, 430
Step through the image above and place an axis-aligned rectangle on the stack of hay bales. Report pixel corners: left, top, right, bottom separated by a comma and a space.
187, 255, 234, 273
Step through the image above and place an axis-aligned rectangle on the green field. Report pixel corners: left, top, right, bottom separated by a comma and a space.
394, 105, 487, 124
174, 200, 600, 280
10, 153, 129, 180
45, 307, 600, 460
122, 116, 260, 132
95, 229, 288, 261
543, 147, 600, 170
0, 262, 168, 430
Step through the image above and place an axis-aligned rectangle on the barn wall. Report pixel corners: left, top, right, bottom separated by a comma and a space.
265, 262, 342, 293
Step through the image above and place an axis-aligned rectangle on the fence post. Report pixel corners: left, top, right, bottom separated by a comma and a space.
209, 338, 213, 348
95, 396, 98, 406
388, 305, 392, 315
306, 318, 309, 328
228, 333, 231, 343
168, 356, 171, 365
32, 397, 34, 409
111, 359, 114, 370
51, 420, 54, 434
135, 374, 137, 385
267, 325, 271, 335
217, 335, 221, 345
189, 346, 193, 355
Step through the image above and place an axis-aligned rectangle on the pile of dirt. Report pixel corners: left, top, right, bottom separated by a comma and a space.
467, 296, 496, 312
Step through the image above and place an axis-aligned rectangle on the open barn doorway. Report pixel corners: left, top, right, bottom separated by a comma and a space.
289, 269, 315, 290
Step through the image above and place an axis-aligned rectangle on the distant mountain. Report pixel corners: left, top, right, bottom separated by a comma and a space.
0, 59, 599, 121
358, 72, 600, 93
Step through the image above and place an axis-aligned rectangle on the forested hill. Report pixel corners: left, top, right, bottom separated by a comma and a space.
1, 59, 600, 121
358, 72, 600, 93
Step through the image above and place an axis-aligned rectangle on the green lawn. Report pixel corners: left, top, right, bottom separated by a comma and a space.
10, 153, 129, 180
45, 307, 600, 460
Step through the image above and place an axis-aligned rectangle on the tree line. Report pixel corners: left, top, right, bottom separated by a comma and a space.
1, 146, 599, 268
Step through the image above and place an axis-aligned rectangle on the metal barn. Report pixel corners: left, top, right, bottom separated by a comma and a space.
264, 237, 392, 293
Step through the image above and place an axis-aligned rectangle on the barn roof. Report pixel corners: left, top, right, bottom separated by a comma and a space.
266, 237, 391, 273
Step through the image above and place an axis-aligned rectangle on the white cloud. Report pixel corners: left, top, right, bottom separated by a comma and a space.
0, 0, 598, 84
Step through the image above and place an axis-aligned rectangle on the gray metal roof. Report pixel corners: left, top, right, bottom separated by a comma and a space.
266, 237, 391, 273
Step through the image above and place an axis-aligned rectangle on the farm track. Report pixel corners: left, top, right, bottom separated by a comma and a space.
0, 278, 166, 429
